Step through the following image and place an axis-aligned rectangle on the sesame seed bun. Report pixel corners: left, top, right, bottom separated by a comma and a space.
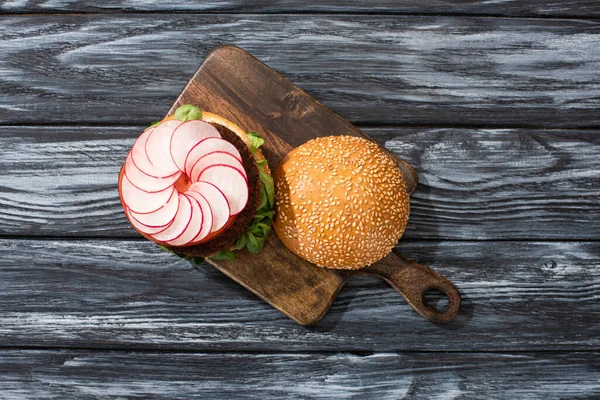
273, 135, 410, 270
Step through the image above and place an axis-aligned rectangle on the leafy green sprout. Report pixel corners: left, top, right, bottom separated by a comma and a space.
174, 104, 203, 122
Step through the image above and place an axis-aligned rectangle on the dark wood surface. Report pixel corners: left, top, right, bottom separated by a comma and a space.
1, 3, 599, 399
3, 350, 600, 399
2, 239, 598, 351
2, 126, 598, 240
2, 0, 600, 18
1, 15, 600, 128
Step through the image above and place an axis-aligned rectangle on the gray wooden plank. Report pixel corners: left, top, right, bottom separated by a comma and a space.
2, 126, 599, 240
2, 350, 599, 400
2, 0, 599, 18
1, 239, 598, 351
1, 15, 599, 128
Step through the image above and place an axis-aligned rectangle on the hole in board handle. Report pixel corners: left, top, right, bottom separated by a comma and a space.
422, 289, 449, 313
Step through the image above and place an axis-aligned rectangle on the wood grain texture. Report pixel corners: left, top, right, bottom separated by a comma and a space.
165, 44, 448, 326
1, 6, 597, 396
2, 0, 599, 18
1, 15, 599, 127
2, 350, 600, 399
2, 126, 598, 240
1, 239, 598, 351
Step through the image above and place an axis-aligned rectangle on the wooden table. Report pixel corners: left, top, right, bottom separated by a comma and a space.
1, 2, 599, 398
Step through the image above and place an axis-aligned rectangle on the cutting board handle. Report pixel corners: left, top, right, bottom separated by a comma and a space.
361, 252, 461, 324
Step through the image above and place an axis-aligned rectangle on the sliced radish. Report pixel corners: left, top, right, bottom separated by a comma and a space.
145, 120, 182, 175
169, 120, 221, 171
186, 190, 213, 242
128, 189, 179, 228
190, 151, 246, 183
151, 194, 193, 243
198, 165, 248, 215
184, 137, 243, 176
188, 182, 230, 233
131, 129, 177, 179
127, 208, 174, 235
166, 194, 204, 246
120, 174, 174, 214
125, 154, 181, 193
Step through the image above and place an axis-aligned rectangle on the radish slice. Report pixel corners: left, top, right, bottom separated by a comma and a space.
169, 120, 221, 171
131, 129, 177, 179
186, 190, 213, 242
184, 137, 242, 176
128, 189, 179, 228
127, 208, 174, 235
166, 194, 204, 246
120, 174, 174, 214
125, 154, 181, 193
188, 182, 230, 233
190, 151, 246, 183
145, 120, 182, 175
198, 165, 248, 215
151, 194, 193, 243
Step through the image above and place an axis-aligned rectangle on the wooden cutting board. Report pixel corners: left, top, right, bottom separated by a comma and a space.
166, 45, 460, 326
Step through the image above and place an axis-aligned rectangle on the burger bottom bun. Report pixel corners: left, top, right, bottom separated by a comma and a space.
121, 114, 262, 257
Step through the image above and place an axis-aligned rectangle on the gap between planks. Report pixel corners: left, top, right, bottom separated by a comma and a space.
0, 11, 599, 21
1, 236, 600, 243
0, 9, 600, 21
2, 345, 600, 355
3, 123, 600, 131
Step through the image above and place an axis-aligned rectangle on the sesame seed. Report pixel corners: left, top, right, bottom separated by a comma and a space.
273, 135, 410, 269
